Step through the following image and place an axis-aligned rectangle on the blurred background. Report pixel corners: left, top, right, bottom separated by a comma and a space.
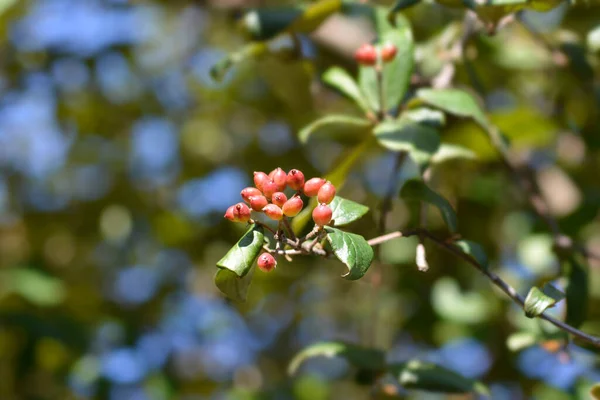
0, 0, 599, 399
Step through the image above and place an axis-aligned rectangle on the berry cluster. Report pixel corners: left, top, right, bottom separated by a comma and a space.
224, 168, 338, 272
354, 42, 397, 66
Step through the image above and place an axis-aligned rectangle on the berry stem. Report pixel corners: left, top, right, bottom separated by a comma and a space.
375, 62, 385, 121
282, 217, 297, 241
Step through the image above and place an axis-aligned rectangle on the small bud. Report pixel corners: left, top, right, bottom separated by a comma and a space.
257, 253, 277, 272
248, 195, 268, 211
312, 204, 332, 226
272, 192, 288, 207
380, 42, 397, 62
317, 182, 336, 204
233, 202, 251, 223
253, 171, 269, 192
224, 205, 236, 221
262, 180, 279, 199
354, 43, 377, 66
287, 169, 305, 191
270, 168, 287, 191
241, 187, 263, 203
304, 177, 326, 197
282, 196, 303, 217
263, 204, 283, 221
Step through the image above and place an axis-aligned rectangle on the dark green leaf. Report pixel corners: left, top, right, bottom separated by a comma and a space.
400, 179, 457, 233
322, 67, 370, 113
214, 268, 254, 302
299, 115, 371, 143
389, 360, 489, 395
288, 341, 386, 375
325, 227, 374, 280
416, 88, 489, 129
431, 144, 477, 165
241, 8, 303, 40
454, 239, 488, 269
390, 0, 423, 13
329, 196, 370, 226
402, 108, 446, 128
216, 224, 264, 277
565, 256, 588, 328
524, 283, 565, 318
373, 120, 441, 168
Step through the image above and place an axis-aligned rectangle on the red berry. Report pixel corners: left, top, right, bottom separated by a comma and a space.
233, 202, 251, 223
269, 168, 287, 191
262, 180, 279, 199
312, 204, 332, 226
282, 196, 303, 217
257, 253, 277, 272
272, 192, 288, 207
253, 171, 269, 192
381, 42, 397, 62
248, 195, 268, 211
287, 169, 305, 191
354, 44, 377, 66
263, 204, 283, 221
224, 205, 236, 221
304, 177, 326, 197
317, 182, 336, 204
241, 187, 263, 203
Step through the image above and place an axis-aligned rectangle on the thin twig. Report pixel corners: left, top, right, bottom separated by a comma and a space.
282, 217, 297, 242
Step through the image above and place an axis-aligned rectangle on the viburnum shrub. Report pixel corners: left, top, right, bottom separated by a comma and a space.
211, 0, 599, 396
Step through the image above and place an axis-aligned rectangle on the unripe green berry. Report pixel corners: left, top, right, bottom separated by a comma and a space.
282, 196, 303, 217
248, 195, 268, 211
287, 169, 305, 191
233, 202, 251, 223
241, 187, 263, 203
257, 253, 277, 272
263, 204, 283, 221
312, 204, 332, 226
262, 180, 279, 199
270, 168, 288, 191
272, 192, 288, 207
253, 171, 269, 192
317, 182, 336, 204
304, 177, 326, 197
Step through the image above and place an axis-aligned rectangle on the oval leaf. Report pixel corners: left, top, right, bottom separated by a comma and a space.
322, 67, 370, 113
454, 239, 488, 269
402, 107, 446, 128
389, 360, 489, 395
565, 256, 588, 328
214, 268, 254, 302
299, 114, 371, 143
325, 227, 374, 280
373, 120, 441, 168
288, 341, 386, 375
329, 196, 370, 226
431, 144, 477, 165
216, 224, 264, 277
524, 283, 565, 318
400, 179, 458, 233
242, 8, 303, 40
416, 88, 489, 129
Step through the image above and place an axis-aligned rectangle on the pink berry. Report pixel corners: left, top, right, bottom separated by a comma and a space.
233, 202, 251, 223
263, 204, 283, 221
304, 177, 326, 197
317, 182, 336, 204
381, 42, 397, 62
282, 196, 303, 217
272, 192, 288, 207
287, 169, 305, 191
248, 195, 268, 211
241, 187, 262, 203
253, 171, 269, 192
354, 44, 377, 66
262, 180, 279, 199
270, 168, 287, 191
224, 205, 236, 221
312, 204, 332, 226
257, 253, 277, 272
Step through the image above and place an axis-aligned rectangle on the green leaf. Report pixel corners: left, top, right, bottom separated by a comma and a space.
506, 332, 538, 352
431, 144, 477, 165
0, 0, 16, 16
329, 196, 370, 226
588, 25, 600, 52
454, 239, 488, 269
389, 360, 489, 395
390, 0, 423, 13
359, 14, 414, 113
0, 268, 66, 306
400, 179, 457, 233
524, 283, 565, 318
322, 67, 370, 113
241, 7, 303, 40
298, 115, 371, 143
401, 108, 446, 128
214, 268, 255, 302
373, 120, 441, 168
416, 88, 489, 129
216, 225, 264, 277
325, 227, 374, 280
288, 341, 386, 375
565, 256, 588, 328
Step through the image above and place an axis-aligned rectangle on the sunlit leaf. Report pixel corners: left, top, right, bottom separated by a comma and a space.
322, 67, 370, 113
588, 25, 600, 52
400, 179, 457, 233
506, 332, 538, 352
454, 239, 488, 269
214, 268, 255, 302
298, 115, 371, 144
373, 120, 440, 168
329, 196, 370, 226
216, 225, 264, 277
0, 268, 66, 306
565, 256, 588, 328
288, 341, 386, 375
325, 227, 374, 280
402, 107, 446, 128
524, 283, 565, 318
416, 88, 489, 129
0, 0, 16, 16
431, 144, 477, 165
